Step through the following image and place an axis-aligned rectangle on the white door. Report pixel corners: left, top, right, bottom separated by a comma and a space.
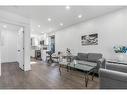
17, 28, 24, 70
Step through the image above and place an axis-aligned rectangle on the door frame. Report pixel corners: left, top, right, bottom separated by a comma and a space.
0, 13, 31, 76
17, 27, 25, 70
0, 24, 25, 70
0, 21, 25, 71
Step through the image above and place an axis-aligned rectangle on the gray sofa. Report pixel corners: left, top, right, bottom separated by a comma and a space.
99, 61, 127, 89
73, 53, 103, 73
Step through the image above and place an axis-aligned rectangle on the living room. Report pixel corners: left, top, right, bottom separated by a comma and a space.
29, 6, 127, 89
1, 1, 127, 95
0, 2, 127, 93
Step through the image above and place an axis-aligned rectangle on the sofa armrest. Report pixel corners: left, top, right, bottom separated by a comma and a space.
99, 68, 127, 82
106, 63, 127, 73
99, 68, 127, 89
97, 58, 106, 68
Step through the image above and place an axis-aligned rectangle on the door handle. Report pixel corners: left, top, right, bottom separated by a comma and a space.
18, 50, 20, 52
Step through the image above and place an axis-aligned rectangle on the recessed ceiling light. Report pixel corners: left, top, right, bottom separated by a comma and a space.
31, 29, 34, 31
38, 25, 41, 28
65, 6, 70, 10
48, 18, 52, 22
60, 23, 63, 26
41, 32, 44, 33
78, 14, 83, 18
3, 25, 7, 28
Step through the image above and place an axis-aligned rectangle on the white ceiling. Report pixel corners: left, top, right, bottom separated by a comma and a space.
0, 6, 125, 35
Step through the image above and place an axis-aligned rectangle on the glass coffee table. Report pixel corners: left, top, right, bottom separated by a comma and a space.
67, 61, 97, 87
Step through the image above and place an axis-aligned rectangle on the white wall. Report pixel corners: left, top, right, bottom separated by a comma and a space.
55, 8, 127, 61
1, 29, 18, 63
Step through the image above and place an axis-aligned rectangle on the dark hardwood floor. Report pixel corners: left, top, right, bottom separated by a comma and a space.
0, 61, 99, 89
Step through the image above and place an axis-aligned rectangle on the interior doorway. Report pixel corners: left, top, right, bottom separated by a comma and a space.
49, 35, 55, 53
0, 22, 24, 70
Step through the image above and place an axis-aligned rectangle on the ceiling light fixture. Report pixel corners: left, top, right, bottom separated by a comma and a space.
48, 18, 52, 22
78, 14, 83, 18
65, 6, 71, 10
38, 25, 41, 28
31, 29, 34, 31
3, 25, 7, 28
60, 23, 63, 26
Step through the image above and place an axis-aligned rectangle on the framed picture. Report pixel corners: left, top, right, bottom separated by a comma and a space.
81, 33, 98, 45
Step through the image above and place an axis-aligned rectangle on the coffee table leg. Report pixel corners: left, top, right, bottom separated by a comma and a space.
84, 72, 89, 87
59, 64, 61, 75
67, 65, 69, 72
92, 72, 95, 80
91, 69, 96, 80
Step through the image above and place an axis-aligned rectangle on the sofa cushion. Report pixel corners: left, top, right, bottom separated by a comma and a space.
87, 53, 102, 62
77, 53, 88, 61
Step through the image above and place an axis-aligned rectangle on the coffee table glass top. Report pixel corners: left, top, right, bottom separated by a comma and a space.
68, 61, 96, 72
